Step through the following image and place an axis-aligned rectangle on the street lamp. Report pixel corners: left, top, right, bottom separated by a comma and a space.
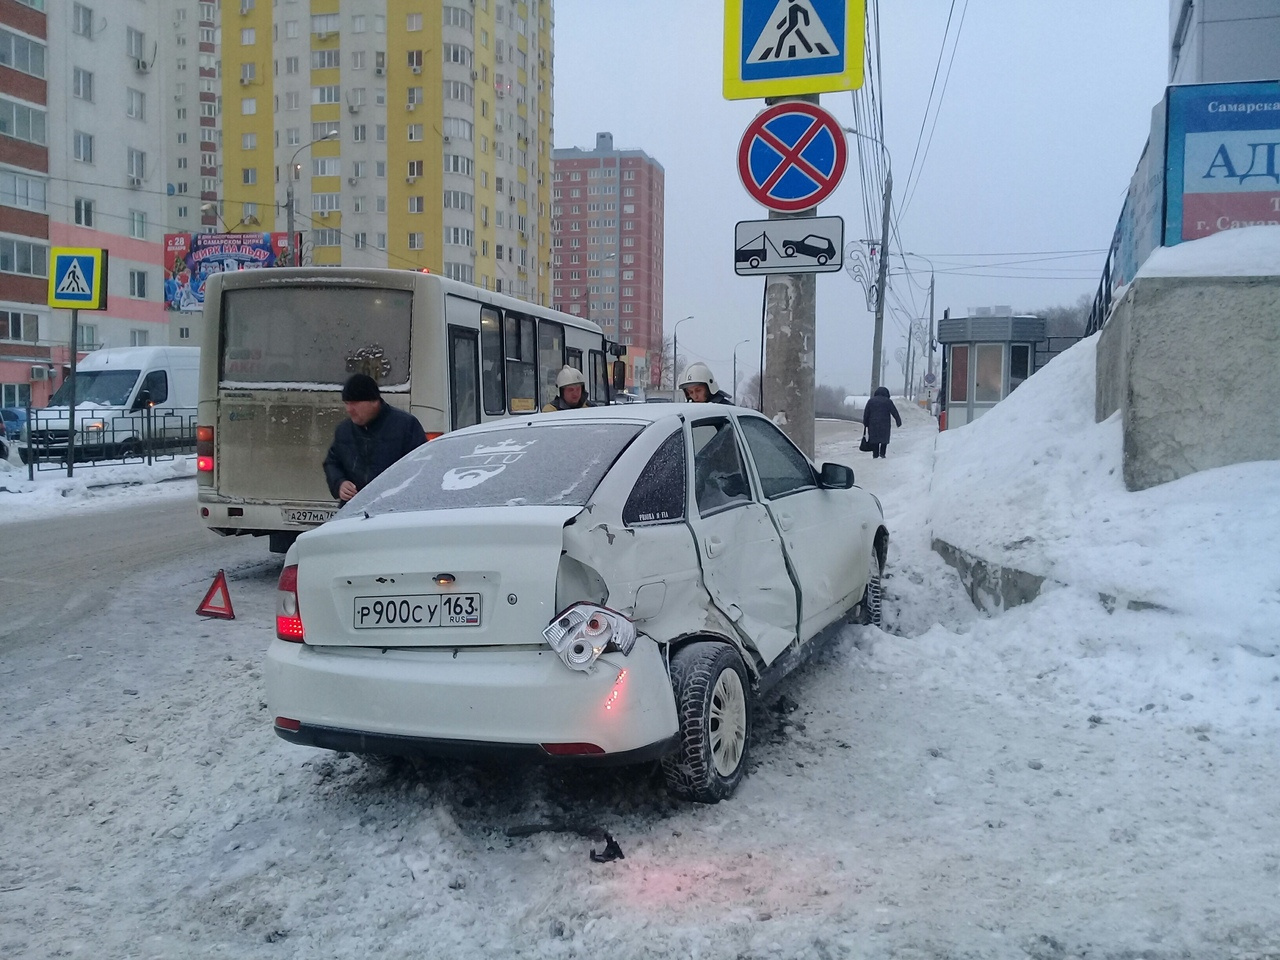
900, 251, 937, 401
732, 338, 752, 404
201, 202, 260, 233
842, 126, 893, 393
672, 314, 693, 398
285, 130, 339, 265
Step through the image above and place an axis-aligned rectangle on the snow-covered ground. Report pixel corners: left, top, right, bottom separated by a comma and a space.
1, 338, 1277, 959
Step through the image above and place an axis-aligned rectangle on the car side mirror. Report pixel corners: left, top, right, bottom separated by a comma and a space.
612, 360, 626, 392
819, 462, 854, 489
132, 389, 152, 411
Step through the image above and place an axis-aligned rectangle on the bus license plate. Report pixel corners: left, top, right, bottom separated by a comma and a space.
283, 508, 336, 524
354, 593, 482, 629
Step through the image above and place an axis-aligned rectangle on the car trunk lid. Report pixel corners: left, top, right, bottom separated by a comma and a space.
294, 505, 581, 647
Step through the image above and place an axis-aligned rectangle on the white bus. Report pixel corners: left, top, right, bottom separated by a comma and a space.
196, 268, 625, 552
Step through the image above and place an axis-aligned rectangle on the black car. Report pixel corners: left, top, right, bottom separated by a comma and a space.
782, 235, 836, 264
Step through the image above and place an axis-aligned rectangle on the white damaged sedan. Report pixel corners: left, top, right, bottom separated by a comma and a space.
267, 405, 888, 802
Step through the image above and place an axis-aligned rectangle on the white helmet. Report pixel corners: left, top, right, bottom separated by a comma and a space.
678, 362, 721, 396
555, 365, 587, 389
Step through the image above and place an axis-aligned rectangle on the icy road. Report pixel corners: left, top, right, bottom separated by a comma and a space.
1, 341, 1278, 960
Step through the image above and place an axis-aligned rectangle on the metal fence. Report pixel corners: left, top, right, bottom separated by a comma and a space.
17, 406, 198, 477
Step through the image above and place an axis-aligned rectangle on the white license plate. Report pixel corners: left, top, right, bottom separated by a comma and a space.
353, 593, 482, 629
283, 507, 336, 524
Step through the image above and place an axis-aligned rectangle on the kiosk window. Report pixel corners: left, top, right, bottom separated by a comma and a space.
976, 344, 1003, 402
1009, 344, 1030, 392
949, 346, 969, 403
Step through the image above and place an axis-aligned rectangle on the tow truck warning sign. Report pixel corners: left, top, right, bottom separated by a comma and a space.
734, 216, 844, 276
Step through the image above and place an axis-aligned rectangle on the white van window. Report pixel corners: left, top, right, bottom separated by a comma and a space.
49, 369, 141, 407
137, 370, 168, 406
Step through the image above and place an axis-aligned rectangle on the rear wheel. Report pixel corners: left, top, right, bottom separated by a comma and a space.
856, 542, 883, 627
661, 642, 751, 803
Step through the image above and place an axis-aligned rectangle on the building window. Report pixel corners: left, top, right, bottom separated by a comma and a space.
127, 148, 146, 180
0, 98, 46, 146
0, 310, 39, 341
285, 55, 299, 73
126, 28, 145, 60
130, 328, 148, 346
408, 196, 424, 213
311, 49, 339, 69
242, 168, 257, 185
0, 171, 48, 212
408, 232, 424, 250
73, 4, 94, 38
407, 160, 423, 178
285, 92, 300, 110
312, 156, 340, 176
312, 85, 340, 105
74, 197, 94, 226
73, 131, 93, 162
129, 270, 147, 299
353, 233, 367, 249
241, 132, 257, 150
375, 233, 387, 249
311, 228, 341, 247
73, 68, 94, 101
407, 124, 423, 141
312, 193, 340, 212
406, 12, 423, 31
241, 28, 256, 45
178, 326, 190, 340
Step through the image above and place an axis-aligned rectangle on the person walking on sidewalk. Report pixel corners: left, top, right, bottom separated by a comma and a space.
861, 386, 902, 459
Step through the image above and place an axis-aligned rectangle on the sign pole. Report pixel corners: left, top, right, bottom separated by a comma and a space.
870, 170, 892, 393
762, 93, 821, 458
67, 309, 78, 477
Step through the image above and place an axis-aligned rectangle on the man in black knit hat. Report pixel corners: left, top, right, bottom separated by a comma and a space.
323, 373, 426, 504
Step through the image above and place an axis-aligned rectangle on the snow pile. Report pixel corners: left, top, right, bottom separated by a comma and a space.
0, 456, 196, 522
1137, 223, 1280, 278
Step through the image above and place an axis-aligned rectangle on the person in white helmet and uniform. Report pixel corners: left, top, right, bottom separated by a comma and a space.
542, 365, 595, 412
678, 362, 732, 404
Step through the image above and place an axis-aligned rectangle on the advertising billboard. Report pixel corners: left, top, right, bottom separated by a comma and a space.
163, 232, 294, 312
1165, 80, 1280, 246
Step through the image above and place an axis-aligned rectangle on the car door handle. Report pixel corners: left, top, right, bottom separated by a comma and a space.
704, 535, 724, 558
776, 512, 794, 531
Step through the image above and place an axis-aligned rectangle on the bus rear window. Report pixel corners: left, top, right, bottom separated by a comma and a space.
220, 286, 413, 387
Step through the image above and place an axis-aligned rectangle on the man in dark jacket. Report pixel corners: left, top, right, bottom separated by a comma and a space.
323, 374, 426, 503
861, 386, 902, 459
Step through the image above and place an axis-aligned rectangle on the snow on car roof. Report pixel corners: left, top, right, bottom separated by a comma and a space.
444, 402, 767, 438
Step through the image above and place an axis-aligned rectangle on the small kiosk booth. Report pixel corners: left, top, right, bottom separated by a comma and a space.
938, 309, 1045, 429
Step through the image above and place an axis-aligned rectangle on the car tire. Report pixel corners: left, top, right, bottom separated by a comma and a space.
816, 254, 829, 265
783, 244, 797, 257
856, 542, 883, 627
661, 641, 751, 803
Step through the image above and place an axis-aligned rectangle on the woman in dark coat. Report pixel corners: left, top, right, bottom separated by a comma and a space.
861, 386, 902, 459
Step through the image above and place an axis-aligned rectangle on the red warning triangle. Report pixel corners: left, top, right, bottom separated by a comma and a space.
197, 569, 236, 620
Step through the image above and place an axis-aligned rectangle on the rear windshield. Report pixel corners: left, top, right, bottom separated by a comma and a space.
220, 286, 413, 387
347, 422, 643, 515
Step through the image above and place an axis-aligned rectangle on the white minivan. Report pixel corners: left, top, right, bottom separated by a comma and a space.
21, 346, 200, 463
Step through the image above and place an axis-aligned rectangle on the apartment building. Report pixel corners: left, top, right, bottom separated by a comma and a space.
551, 132, 665, 391
218, 0, 554, 304
1, 0, 171, 406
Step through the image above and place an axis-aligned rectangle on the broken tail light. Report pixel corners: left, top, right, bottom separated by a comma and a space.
542, 603, 636, 673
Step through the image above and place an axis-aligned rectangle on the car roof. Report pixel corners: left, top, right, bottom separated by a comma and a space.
444, 403, 767, 438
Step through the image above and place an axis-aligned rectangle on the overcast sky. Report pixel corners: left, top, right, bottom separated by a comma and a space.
553, 1, 1171, 392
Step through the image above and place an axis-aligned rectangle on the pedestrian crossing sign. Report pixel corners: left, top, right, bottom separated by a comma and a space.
48, 247, 109, 310
724, 0, 864, 100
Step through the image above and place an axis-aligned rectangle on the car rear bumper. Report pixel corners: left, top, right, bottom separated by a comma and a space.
197, 491, 337, 536
265, 636, 680, 761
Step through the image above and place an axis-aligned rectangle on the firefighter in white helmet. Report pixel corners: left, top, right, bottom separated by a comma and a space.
678, 362, 732, 404
542, 365, 594, 412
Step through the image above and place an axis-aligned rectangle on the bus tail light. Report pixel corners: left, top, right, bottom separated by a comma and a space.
196, 425, 214, 472
276, 564, 305, 642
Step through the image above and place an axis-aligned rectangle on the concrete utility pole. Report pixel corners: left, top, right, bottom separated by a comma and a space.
762, 93, 819, 458
870, 169, 892, 393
